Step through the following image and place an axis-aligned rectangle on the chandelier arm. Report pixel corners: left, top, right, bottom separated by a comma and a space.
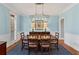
42, 3, 44, 16
35, 3, 37, 16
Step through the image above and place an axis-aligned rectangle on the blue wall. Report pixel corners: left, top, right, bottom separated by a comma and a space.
0, 4, 22, 47
0, 4, 10, 34
16, 15, 22, 32
0, 4, 59, 35
48, 16, 59, 32
20, 15, 59, 33
60, 4, 79, 35
20, 15, 31, 33
59, 4, 79, 51
0, 4, 21, 34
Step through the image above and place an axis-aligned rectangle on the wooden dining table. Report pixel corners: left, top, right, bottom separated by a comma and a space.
27, 34, 57, 51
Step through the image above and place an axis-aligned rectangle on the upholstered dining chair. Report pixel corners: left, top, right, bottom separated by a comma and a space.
40, 35, 51, 54
50, 32, 59, 50
27, 35, 38, 54
20, 32, 28, 50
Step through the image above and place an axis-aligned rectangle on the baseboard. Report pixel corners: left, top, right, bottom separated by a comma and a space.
7, 40, 21, 53
61, 43, 79, 55
59, 39, 79, 55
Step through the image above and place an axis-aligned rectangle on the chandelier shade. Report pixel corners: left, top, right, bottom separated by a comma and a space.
32, 3, 48, 31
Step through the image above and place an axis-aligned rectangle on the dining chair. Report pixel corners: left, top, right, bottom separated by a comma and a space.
50, 32, 59, 50
55, 32, 59, 39
20, 32, 28, 50
40, 35, 51, 54
27, 35, 38, 54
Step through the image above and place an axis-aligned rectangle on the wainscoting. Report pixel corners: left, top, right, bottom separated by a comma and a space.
7, 40, 21, 52
59, 39, 79, 55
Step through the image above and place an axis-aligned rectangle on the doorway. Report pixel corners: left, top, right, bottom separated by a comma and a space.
9, 13, 16, 40
60, 18, 64, 38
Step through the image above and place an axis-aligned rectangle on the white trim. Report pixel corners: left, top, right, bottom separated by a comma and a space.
0, 33, 10, 47
0, 33, 20, 47
2, 4, 16, 14
14, 14, 17, 40
7, 38, 20, 47
61, 3, 78, 14
58, 4, 78, 41
59, 17, 64, 39
2, 3, 23, 15
9, 11, 17, 40
59, 17, 61, 39
16, 32, 21, 40
0, 33, 11, 42
64, 32, 79, 51
2, 3, 78, 16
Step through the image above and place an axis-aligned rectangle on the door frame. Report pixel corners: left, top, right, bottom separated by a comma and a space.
59, 17, 64, 39
9, 11, 17, 40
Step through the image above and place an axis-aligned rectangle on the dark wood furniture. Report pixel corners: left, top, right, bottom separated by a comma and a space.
0, 41, 6, 55
29, 32, 50, 35
27, 35, 38, 54
27, 32, 51, 52
20, 32, 28, 50
50, 32, 59, 50
40, 35, 51, 54
27, 32, 59, 54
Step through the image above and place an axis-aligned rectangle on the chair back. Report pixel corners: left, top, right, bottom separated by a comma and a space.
55, 32, 59, 39
27, 35, 38, 44
20, 32, 25, 39
40, 35, 51, 45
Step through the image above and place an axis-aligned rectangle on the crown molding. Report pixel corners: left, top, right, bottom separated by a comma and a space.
2, 3, 77, 16
61, 3, 78, 14
2, 4, 16, 13
1, 3, 23, 15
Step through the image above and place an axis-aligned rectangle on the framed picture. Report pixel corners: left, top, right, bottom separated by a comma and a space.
35, 20, 44, 30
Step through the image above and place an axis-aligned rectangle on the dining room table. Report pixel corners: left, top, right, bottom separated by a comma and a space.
27, 34, 57, 51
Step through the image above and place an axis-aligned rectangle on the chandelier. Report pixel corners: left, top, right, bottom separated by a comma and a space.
32, 3, 48, 31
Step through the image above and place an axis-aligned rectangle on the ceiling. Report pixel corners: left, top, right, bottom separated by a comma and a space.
3, 3, 75, 15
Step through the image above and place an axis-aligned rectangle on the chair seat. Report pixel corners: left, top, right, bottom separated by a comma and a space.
41, 45, 50, 47
29, 45, 37, 47
23, 41, 28, 43
29, 42, 37, 45
40, 43, 49, 45
51, 41, 57, 43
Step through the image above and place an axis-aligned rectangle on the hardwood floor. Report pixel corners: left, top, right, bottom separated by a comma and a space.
62, 43, 79, 55
7, 39, 79, 55
7, 40, 21, 52
59, 40, 79, 55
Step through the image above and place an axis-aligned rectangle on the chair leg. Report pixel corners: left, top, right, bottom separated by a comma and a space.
21, 44, 24, 50
28, 47, 30, 55
56, 44, 59, 50
34, 48, 38, 54
41, 47, 43, 55
49, 47, 51, 55
57, 44, 59, 50
57, 40, 59, 50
